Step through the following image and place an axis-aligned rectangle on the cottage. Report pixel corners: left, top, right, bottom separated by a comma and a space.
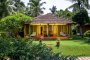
24, 13, 73, 38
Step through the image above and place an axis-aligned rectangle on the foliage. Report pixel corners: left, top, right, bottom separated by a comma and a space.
72, 10, 89, 25
13, 0, 25, 13
67, 0, 90, 12
84, 30, 90, 43
0, 13, 32, 37
0, 0, 15, 18
71, 36, 83, 40
49, 5, 57, 14
0, 0, 25, 19
26, 0, 46, 17
55, 9, 73, 19
72, 9, 89, 36
84, 30, 90, 37
0, 37, 76, 60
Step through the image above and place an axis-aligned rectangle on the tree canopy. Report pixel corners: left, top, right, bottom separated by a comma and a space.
67, 0, 90, 12
72, 9, 89, 36
26, 0, 46, 17
72, 10, 89, 25
0, 13, 32, 37
55, 9, 73, 19
0, 0, 25, 19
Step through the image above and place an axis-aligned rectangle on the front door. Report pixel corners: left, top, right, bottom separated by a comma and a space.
40, 26, 43, 35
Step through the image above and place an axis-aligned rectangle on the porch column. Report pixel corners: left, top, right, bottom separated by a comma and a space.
52, 25, 54, 35
40, 24, 41, 35
24, 25, 26, 37
47, 24, 49, 36
61, 25, 63, 32
69, 25, 72, 35
68, 24, 71, 35
66, 25, 68, 34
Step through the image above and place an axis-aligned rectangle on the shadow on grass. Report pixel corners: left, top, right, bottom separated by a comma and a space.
82, 40, 90, 44
70, 35, 85, 40
66, 36, 90, 45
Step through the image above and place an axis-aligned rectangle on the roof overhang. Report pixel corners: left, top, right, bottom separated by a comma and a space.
30, 23, 67, 25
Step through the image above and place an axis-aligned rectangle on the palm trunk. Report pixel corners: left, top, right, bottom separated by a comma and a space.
15, 31, 19, 38
79, 25, 83, 38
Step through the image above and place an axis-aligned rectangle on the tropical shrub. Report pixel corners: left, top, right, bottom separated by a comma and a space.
0, 13, 32, 37
0, 37, 77, 60
84, 30, 90, 43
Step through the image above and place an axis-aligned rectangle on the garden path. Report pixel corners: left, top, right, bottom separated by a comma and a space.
77, 57, 90, 60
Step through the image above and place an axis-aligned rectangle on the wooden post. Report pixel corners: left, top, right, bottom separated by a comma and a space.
24, 25, 26, 37
47, 24, 49, 36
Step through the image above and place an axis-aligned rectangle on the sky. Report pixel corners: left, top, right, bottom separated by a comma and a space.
21, 0, 90, 14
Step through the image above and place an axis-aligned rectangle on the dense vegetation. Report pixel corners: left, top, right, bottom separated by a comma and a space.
66, 0, 90, 37
0, 0, 25, 19
0, 36, 76, 60
67, 0, 90, 12
72, 9, 89, 36
0, 13, 32, 37
84, 30, 90, 43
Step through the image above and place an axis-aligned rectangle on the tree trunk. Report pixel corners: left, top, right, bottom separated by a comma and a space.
79, 25, 83, 38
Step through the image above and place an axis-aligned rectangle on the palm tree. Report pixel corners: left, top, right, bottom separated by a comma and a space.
67, 0, 90, 12
13, 0, 25, 13
72, 9, 89, 37
67, 0, 90, 37
0, 0, 15, 19
49, 5, 57, 14
27, 0, 46, 17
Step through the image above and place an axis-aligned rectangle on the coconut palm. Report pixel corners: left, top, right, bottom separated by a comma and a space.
67, 0, 90, 37
67, 0, 90, 12
49, 5, 57, 14
27, 0, 46, 17
13, 0, 25, 13
72, 9, 89, 37
0, 0, 16, 18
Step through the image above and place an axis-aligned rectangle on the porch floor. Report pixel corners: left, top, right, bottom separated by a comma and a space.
34, 36, 69, 40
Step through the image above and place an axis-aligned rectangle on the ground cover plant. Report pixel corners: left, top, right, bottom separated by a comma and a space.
84, 30, 90, 43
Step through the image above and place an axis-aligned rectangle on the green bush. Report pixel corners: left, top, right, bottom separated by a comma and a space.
0, 13, 32, 37
84, 30, 90, 37
84, 30, 90, 43
0, 37, 76, 60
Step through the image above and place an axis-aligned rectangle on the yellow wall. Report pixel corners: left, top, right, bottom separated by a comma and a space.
37, 25, 41, 35
24, 24, 72, 37
53, 25, 58, 36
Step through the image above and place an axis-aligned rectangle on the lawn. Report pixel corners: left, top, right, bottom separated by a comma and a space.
33, 40, 90, 56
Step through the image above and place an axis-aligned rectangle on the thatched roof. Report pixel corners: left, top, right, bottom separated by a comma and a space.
31, 13, 73, 24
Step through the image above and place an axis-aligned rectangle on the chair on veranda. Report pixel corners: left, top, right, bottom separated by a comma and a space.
30, 32, 36, 37
60, 32, 66, 36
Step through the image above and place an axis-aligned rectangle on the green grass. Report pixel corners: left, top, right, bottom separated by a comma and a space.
33, 40, 90, 56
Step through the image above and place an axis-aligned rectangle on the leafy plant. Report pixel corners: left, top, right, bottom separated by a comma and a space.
0, 36, 77, 60
0, 13, 32, 37
27, 0, 46, 17
84, 30, 90, 43
50, 5, 57, 14
67, 0, 90, 12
